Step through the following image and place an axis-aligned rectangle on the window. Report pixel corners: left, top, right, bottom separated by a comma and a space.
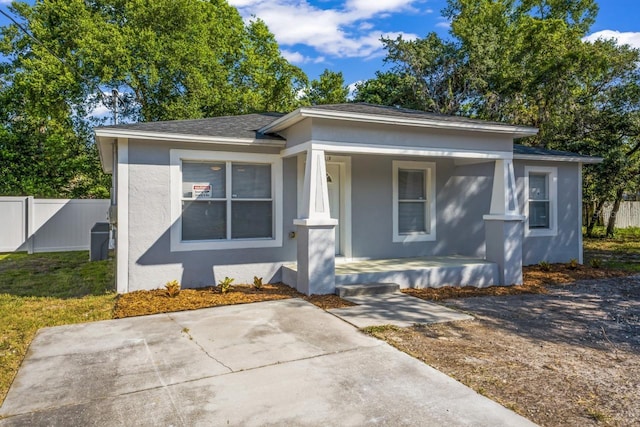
170, 150, 282, 251
392, 161, 436, 242
524, 166, 557, 236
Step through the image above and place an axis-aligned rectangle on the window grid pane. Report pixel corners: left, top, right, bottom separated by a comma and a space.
399, 169, 425, 200
232, 201, 273, 238
529, 174, 548, 201
529, 201, 550, 228
181, 201, 226, 240
399, 201, 427, 234
182, 162, 225, 198
232, 163, 271, 199
181, 161, 274, 241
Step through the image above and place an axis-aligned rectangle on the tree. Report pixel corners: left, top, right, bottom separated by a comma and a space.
0, 0, 307, 197
352, 71, 417, 107
302, 69, 349, 105
379, 33, 473, 115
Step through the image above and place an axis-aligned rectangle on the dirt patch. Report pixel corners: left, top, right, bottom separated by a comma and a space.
369, 276, 640, 427
402, 263, 630, 301
113, 283, 354, 318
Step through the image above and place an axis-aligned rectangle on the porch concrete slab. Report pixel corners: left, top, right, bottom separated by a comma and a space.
329, 292, 474, 328
1, 299, 533, 427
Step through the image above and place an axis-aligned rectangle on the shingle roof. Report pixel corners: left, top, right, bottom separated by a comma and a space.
307, 103, 518, 127
95, 112, 285, 141
513, 144, 601, 162
95, 104, 598, 162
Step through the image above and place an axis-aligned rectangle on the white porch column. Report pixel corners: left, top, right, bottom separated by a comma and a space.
483, 159, 525, 285
293, 149, 338, 295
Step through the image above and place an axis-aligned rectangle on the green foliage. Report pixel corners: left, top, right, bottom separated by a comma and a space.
352, 71, 420, 108
302, 69, 349, 105
538, 261, 551, 272
218, 276, 234, 294
253, 276, 263, 290
0, 1, 306, 198
589, 258, 602, 268
358, 0, 640, 222
0, 251, 115, 404
568, 258, 579, 270
164, 280, 181, 298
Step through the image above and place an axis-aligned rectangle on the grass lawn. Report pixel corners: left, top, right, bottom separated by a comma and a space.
1, 228, 639, 410
0, 251, 115, 404
584, 226, 640, 272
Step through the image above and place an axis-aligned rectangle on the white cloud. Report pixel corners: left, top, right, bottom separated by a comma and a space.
281, 49, 326, 64
228, 0, 422, 59
584, 30, 640, 50
0, 0, 13, 4
435, 19, 451, 30
347, 80, 362, 100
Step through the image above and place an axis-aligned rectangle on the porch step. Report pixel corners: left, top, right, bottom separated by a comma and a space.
335, 282, 400, 298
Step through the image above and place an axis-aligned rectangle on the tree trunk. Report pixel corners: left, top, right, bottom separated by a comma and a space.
586, 199, 605, 237
605, 188, 625, 237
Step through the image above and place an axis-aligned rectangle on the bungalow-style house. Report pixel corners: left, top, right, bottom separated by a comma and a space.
95, 103, 600, 295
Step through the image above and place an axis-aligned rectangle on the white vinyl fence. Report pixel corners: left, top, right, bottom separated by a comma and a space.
0, 197, 110, 253
603, 201, 640, 229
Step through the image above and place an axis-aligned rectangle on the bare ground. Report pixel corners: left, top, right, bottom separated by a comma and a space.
369, 276, 640, 427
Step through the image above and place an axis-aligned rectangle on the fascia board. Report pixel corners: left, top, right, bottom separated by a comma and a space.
260, 108, 539, 137
513, 154, 603, 164
94, 128, 286, 147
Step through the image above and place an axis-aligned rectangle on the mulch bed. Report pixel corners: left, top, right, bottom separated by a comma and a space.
114, 263, 632, 319
402, 263, 631, 301
113, 283, 355, 318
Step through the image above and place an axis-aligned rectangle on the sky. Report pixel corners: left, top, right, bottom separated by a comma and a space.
1, 0, 640, 92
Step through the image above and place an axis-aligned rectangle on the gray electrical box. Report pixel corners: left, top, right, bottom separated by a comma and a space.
90, 222, 110, 261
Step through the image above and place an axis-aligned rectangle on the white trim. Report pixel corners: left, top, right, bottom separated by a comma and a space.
392, 160, 437, 243
293, 218, 339, 226
524, 166, 558, 237
326, 155, 352, 259
514, 153, 602, 164
483, 214, 525, 221
95, 129, 285, 147
297, 154, 353, 258
260, 107, 538, 138
116, 138, 129, 293
281, 140, 512, 160
169, 149, 283, 251
578, 163, 584, 264
296, 154, 305, 217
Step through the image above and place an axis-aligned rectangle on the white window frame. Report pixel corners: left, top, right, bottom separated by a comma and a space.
392, 160, 436, 243
524, 165, 558, 237
170, 149, 282, 251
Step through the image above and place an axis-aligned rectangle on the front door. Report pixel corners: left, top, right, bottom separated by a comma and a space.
326, 162, 341, 255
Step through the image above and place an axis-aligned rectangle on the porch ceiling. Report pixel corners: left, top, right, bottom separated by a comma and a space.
280, 140, 512, 160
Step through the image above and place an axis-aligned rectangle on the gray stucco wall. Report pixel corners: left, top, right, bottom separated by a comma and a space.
350, 155, 492, 259
123, 137, 581, 291
514, 160, 581, 265
126, 139, 298, 291
312, 119, 515, 153
348, 155, 581, 264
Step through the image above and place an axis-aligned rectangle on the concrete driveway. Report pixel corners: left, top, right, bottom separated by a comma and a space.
0, 299, 534, 426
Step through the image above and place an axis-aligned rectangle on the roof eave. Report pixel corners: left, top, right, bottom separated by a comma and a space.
513, 153, 603, 164
259, 108, 539, 137
93, 128, 286, 147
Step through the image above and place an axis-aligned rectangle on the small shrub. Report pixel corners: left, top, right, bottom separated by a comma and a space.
218, 276, 234, 293
538, 261, 551, 272
253, 276, 263, 290
568, 258, 579, 270
589, 258, 602, 269
164, 280, 181, 297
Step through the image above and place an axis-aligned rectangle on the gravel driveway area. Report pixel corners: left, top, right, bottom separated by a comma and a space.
371, 276, 640, 426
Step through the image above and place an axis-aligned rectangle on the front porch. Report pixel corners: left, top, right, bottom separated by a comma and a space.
282, 256, 500, 292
